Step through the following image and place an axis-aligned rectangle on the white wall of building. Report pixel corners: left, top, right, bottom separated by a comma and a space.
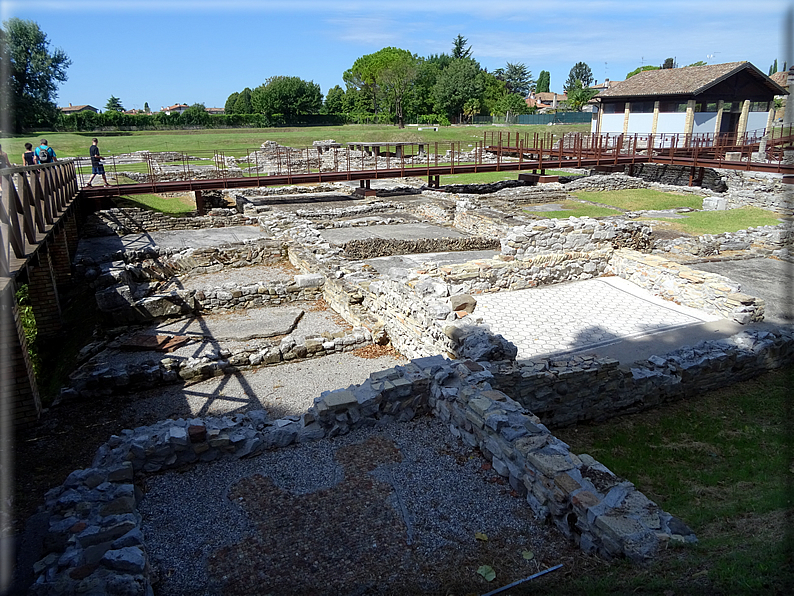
656, 113, 687, 134
693, 113, 718, 134
747, 112, 769, 132
599, 113, 625, 134
626, 113, 654, 134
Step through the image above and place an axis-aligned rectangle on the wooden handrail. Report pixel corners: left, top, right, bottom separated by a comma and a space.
0, 159, 78, 278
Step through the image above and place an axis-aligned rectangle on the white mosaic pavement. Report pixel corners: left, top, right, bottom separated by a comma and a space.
474, 277, 720, 362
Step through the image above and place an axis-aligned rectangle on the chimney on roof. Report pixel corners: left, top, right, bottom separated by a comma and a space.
69, 103, 72, 106
552, 93, 558, 109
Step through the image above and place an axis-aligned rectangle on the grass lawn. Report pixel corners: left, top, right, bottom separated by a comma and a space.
525, 201, 623, 219
115, 193, 195, 215
0, 123, 590, 161
554, 367, 794, 595
645, 207, 784, 236
572, 188, 704, 211
438, 169, 584, 185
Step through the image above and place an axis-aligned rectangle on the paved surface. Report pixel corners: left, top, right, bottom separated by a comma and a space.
144, 308, 305, 341
365, 249, 500, 273
689, 257, 794, 324
77, 226, 267, 262
475, 277, 720, 362
319, 223, 466, 245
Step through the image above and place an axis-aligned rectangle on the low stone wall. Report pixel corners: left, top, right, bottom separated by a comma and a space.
76, 239, 287, 281
609, 249, 765, 323
63, 326, 374, 400
82, 207, 256, 237
501, 218, 652, 257
616, 163, 727, 192
490, 328, 794, 427
341, 236, 500, 259
718, 169, 792, 215
652, 224, 792, 260
33, 353, 699, 594
95, 276, 325, 325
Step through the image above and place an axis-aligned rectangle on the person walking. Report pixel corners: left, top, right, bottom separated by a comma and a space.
23, 143, 37, 165
86, 138, 110, 187
34, 139, 56, 163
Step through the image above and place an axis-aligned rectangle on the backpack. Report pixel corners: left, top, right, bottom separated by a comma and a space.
38, 146, 51, 163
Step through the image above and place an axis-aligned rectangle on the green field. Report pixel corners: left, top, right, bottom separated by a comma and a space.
572, 188, 704, 211
646, 206, 784, 235
554, 367, 793, 595
0, 123, 590, 162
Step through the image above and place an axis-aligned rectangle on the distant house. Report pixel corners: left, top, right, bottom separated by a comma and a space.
591, 61, 786, 138
161, 104, 189, 115
206, 107, 225, 115
590, 79, 621, 93
59, 104, 98, 114
525, 91, 567, 110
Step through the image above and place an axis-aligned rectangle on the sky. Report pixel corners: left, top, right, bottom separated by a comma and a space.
0, 0, 790, 112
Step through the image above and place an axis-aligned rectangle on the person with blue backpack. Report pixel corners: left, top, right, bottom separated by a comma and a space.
34, 139, 56, 164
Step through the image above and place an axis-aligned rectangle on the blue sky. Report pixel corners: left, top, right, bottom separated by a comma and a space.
0, 0, 789, 112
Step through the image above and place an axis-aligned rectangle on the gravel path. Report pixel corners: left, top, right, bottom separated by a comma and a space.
120, 349, 407, 423
139, 416, 573, 596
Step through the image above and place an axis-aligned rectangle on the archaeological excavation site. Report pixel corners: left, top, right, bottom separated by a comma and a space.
3, 135, 793, 595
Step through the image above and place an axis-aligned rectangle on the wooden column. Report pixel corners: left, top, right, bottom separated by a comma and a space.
736, 99, 751, 138
622, 103, 631, 135
714, 100, 724, 135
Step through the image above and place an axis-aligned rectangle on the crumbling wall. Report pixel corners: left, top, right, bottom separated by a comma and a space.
609, 249, 766, 323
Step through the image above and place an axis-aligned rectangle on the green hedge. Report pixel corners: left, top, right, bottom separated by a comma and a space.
56, 111, 350, 131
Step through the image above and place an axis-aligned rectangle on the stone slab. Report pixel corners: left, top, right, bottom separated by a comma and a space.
77, 226, 268, 263
364, 250, 500, 273
144, 308, 304, 341
474, 276, 720, 363
319, 223, 467, 245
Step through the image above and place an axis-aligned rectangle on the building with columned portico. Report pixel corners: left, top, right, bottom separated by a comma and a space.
591, 61, 787, 140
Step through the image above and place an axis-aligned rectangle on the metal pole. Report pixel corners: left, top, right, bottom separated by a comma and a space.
480, 564, 564, 596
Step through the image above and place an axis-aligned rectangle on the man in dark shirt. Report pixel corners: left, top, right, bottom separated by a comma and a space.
86, 138, 110, 187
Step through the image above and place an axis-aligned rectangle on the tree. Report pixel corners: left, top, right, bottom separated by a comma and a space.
626, 65, 660, 79
1, 18, 71, 132
566, 80, 597, 111
686, 61, 706, 68
105, 95, 124, 112
144, 101, 150, 113
480, 72, 507, 116
564, 62, 593, 92
251, 76, 322, 122
492, 93, 530, 118
451, 35, 472, 60
343, 47, 419, 126
662, 57, 676, 69
224, 92, 239, 114
462, 98, 480, 122
234, 87, 252, 114
494, 62, 534, 96
536, 70, 550, 93
181, 103, 210, 126
769, 59, 778, 75
432, 58, 484, 121
324, 85, 346, 113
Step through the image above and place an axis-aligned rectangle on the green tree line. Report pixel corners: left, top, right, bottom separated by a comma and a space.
2, 18, 600, 133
